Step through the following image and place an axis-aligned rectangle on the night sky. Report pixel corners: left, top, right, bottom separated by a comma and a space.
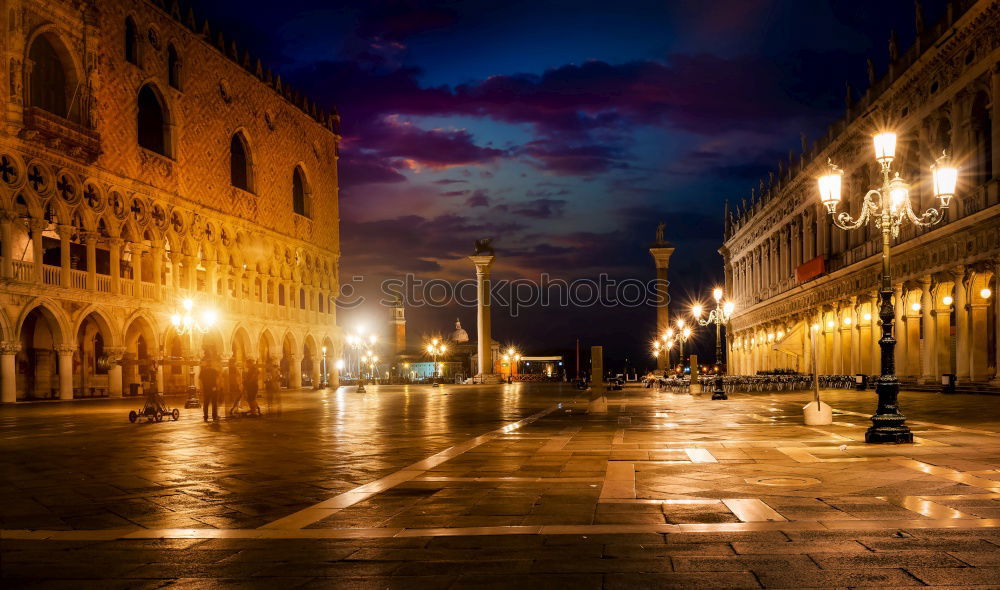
196, 0, 947, 370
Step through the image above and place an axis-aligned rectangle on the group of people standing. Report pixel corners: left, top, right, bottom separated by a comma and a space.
200, 356, 282, 421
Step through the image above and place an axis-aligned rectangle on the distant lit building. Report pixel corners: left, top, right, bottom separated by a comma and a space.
0, 1, 341, 401
722, 0, 998, 384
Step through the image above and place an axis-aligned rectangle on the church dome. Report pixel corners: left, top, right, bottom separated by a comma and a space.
450, 318, 469, 343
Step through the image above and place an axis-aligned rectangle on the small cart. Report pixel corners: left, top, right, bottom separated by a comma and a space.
128, 385, 180, 423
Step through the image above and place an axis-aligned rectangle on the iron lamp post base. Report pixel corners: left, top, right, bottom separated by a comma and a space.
184, 386, 200, 408
865, 378, 913, 444
711, 375, 727, 400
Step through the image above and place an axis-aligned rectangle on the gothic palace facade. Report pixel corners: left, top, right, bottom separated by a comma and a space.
0, 0, 341, 401
723, 0, 999, 384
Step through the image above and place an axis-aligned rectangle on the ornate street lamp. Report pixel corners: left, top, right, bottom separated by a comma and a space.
660, 320, 692, 375
693, 288, 736, 400
347, 331, 376, 393
426, 339, 447, 387
818, 134, 956, 443
170, 297, 219, 408
502, 347, 521, 383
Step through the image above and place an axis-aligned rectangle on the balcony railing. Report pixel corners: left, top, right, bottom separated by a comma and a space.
70, 269, 87, 290
2, 257, 330, 325
42, 264, 60, 286
12, 260, 32, 281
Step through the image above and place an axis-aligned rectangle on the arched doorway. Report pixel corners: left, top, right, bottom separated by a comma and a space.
123, 315, 157, 397
232, 326, 252, 367
281, 332, 295, 388
75, 312, 112, 398
302, 335, 317, 388
18, 305, 65, 400
322, 336, 334, 386
258, 328, 277, 375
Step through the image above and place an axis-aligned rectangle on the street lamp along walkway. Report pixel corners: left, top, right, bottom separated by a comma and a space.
170, 297, 219, 408
692, 288, 735, 400
818, 132, 956, 444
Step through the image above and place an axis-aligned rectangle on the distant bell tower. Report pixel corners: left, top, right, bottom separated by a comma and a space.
390, 297, 406, 356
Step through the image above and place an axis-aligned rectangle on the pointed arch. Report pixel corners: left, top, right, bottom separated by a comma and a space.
124, 16, 139, 65
137, 83, 171, 157
292, 165, 311, 217
17, 298, 70, 346
71, 305, 120, 347
26, 28, 83, 124
230, 131, 254, 192
167, 43, 181, 89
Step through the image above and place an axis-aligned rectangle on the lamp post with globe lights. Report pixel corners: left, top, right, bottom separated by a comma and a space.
346, 331, 376, 393
659, 320, 692, 375
502, 348, 521, 383
426, 339, 447, 387
818, 132, 957, 443
170, 297, 219, 408
692, 288, 736, 400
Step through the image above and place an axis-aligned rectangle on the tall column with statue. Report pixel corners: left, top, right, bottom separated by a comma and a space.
469, 239, 501, 382
649, 222, 674, 371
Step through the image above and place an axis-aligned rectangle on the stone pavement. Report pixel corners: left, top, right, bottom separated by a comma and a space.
3, 383, 1000, 587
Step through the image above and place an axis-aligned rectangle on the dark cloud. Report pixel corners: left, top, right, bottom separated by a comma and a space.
511, 198, 567, 219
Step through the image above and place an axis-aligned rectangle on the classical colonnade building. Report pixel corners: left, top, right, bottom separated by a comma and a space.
0, 0, 341, 401
722, 0, 999, 384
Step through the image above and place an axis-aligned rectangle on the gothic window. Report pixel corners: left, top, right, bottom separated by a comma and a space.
292, 166, 309, 217
124, 17, 139, 65
167, 44, 181, 89
137, 84, 168, 156
28, 35, 80, 123
299, 288, 306, 309
318, 293, 324, 313
230, 132, 253, 192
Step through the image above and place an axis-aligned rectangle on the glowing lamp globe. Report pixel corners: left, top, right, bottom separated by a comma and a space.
723, 301, 735, 316
873, 132, 897, 164
888, 174, 910, 212
713, 288, 723, 302
692, 304, 703, 318
931, 152, 957, 208
818, 161, 843, 212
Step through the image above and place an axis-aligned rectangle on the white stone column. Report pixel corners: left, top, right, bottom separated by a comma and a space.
919, 277, 935, 383
1, 342, 20, 402
0, 214, 13, 279
649, 245, 674, 370
109, 238, 122, 295
870, 292, 881, 374
57, 224, 73, 287
849, 297, 860, 375
894, 284, 907, 378
831, 303, 842, 374
470, 254, 497, 378
57, 345, 75, 400
104, 347, 124, 397
954, 267, 971, 381
289, 354, 302, 388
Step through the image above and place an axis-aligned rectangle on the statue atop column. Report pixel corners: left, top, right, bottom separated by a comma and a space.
655, 222, 665, 245
474, 238, 494, 255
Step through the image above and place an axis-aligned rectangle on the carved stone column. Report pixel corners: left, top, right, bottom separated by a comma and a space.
831, 302, 843, 374
849, 296, 860, 375
103, 346, 125, 397
953, 267, 970, 381
56, 345, 76, 400
83, 231, 98, 290
870, 292, 881, 374
893, 284, 907, 378
108, 237, 122, 295
0, 214, 14, 279
30, 218, 46, 283
56, 225, 73, 287
1, 342, 21, 402
919, 276, 935, 383
150, 243, 163, 300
